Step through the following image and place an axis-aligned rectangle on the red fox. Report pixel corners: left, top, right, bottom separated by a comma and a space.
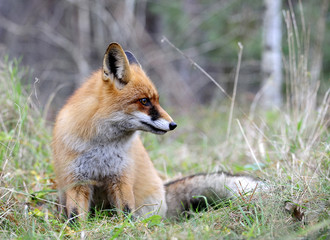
52, 43, 262, 221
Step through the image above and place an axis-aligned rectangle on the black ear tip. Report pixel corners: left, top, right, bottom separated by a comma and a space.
169, 122, 177, 130
105, 42, 121, 56
108, 42, 121, 49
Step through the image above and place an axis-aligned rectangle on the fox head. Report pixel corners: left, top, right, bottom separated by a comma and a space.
99, 42, 177, 135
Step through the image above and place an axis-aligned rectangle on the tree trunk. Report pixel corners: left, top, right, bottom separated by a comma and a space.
260, 0, 282, 108
77, 0, 91, 81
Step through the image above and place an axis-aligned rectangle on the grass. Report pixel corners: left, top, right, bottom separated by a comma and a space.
0, 13, 329, 239
0, 58, 328, 239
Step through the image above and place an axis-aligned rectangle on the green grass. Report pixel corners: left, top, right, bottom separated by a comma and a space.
0, 57, 329, 239
1, 10, 330, 236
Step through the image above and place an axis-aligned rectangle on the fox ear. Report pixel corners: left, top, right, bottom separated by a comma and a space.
125, 51, 141, 67
103, 43, 131, 89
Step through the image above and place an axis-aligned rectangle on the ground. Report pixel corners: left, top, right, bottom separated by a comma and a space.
0, 59, 329, 239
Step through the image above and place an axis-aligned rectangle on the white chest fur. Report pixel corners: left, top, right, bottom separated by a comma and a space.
71, 143, 132, 181
67, 131, 137, 181
65, 115, 138, 181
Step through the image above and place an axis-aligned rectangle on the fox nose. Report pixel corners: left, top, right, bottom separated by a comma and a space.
169, 122, 177, 130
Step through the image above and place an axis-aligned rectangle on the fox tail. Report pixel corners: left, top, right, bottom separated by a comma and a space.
164, 172, 264, 218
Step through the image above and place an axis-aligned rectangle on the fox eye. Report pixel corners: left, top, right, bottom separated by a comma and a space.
139, 98, 150, 106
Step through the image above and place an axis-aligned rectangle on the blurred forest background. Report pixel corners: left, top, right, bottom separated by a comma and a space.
0, 0, 328, 120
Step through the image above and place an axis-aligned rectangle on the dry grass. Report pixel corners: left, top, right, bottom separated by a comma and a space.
0, 6, 329, 239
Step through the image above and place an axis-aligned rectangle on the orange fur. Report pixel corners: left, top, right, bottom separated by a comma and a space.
52, 43, 175, 220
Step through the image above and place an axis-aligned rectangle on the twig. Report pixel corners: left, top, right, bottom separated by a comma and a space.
227, 42, 243, 139
235, 181, 259, 204
236, 119, 262, 171
234, 182, 244, 200
33, 78, 40, 108
248, 183, 258, 203
162, 37, 276, 170
161, 36, 231, 100
40, 23, 90, 78
0, 187, 63, 207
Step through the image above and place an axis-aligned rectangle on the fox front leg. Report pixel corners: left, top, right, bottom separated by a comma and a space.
107, 181, 135, 219
65, 185, 92, 222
